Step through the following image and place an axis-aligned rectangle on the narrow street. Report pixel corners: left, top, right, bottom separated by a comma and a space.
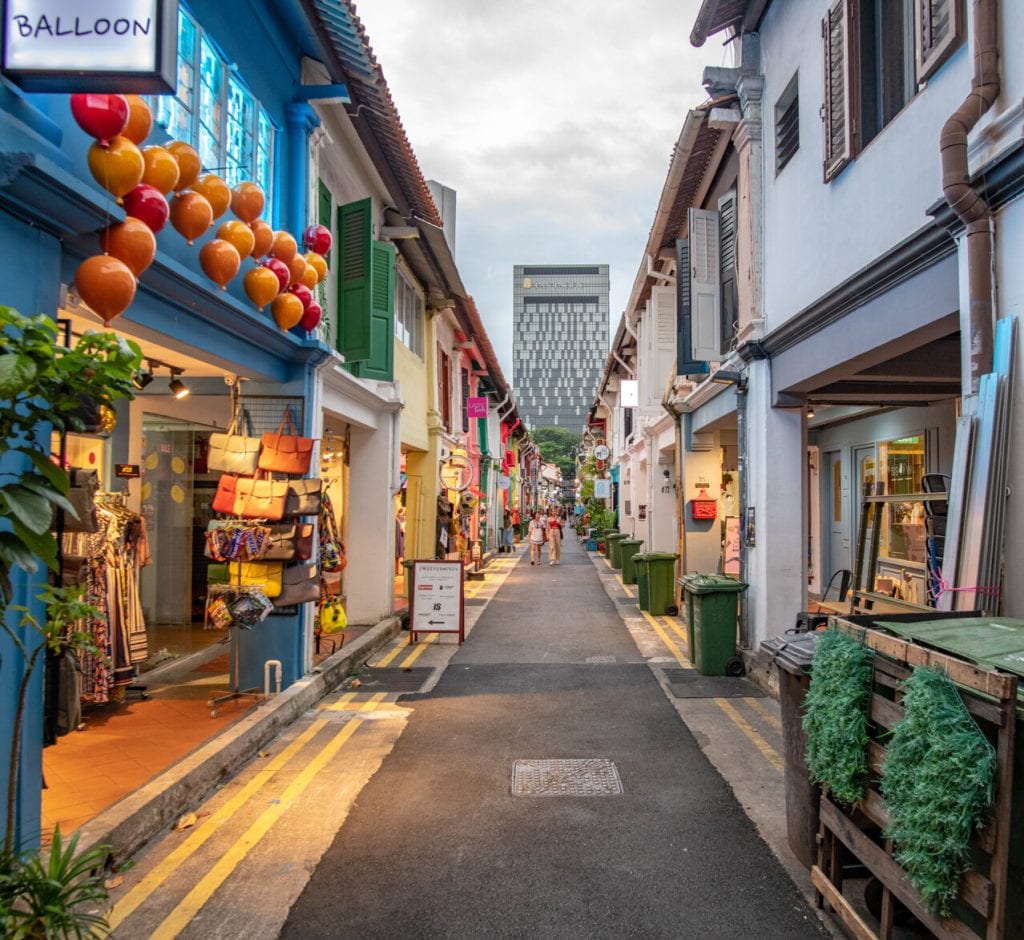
105, 537, 829, 939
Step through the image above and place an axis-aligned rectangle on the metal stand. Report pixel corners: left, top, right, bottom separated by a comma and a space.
207, 623, 261, 717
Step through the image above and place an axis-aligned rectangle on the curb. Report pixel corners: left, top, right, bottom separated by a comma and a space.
75, 614, 403, 863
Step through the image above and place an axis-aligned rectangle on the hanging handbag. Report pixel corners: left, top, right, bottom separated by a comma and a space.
228, 561, 283, 598
319, 599, 347, 634
63, 468, 99, 533
208, 409, 261, 475
284, 478, 322, 518
263, 523, 314, 561
320, 568, 343, 597
233, 471, 288, 521
212, 474, 241, 515
273, 563, 319, 607
318, 490, 346, 572
258, 406, 313, 475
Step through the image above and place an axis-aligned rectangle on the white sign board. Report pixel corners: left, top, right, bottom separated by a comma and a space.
594, 479, 611, 499
620, 379, 639, 408
3, 0, 177, 92
411, 561, 464, 643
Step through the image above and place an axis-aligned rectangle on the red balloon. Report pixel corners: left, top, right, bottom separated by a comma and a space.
122, 183, 169, 233
303, 224, 332, 255
262, 257, 290, 292
299, 301, 322, 333
71, 93, 129, 146
289, 282, 313, 311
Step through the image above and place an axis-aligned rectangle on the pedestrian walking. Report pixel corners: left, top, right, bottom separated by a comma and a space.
527, 511, 546, 565
500, 512, 514, 553
546, 508, 563, 564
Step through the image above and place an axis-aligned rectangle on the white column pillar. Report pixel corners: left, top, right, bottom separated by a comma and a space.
744, 359, 805, 649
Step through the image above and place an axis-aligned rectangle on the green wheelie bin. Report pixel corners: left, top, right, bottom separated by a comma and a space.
682, 574, 748, 676
600, 529, 619, 556
637, 552, 679, 615
606, 533, 629, 568
619, 539, 644, 584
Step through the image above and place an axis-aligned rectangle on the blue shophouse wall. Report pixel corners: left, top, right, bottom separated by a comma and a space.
0, 0, 329, 849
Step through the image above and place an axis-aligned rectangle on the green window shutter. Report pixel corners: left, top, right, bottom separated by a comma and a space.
350, 240, 396, 381
337, 197, 372, 362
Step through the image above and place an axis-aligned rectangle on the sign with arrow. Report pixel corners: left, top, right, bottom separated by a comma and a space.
410, 560, 465, 644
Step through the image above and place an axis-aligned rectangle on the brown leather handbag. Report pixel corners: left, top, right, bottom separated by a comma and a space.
212, 474, 241, 515
232, 472, 288, 521
258, 407, 313, 475
263, 523, 314, 561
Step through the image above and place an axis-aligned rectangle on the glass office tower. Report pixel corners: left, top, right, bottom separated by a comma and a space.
513, 264, 609, 435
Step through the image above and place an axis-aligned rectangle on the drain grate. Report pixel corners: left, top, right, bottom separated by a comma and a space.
512, 759, 623, 797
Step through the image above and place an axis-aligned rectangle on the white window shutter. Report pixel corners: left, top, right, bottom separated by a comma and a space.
821, 0, 852, 182
689, 207, 721, 362
652, 285, 677, 396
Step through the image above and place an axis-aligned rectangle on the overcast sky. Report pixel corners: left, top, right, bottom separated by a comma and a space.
353, 1, 728, 381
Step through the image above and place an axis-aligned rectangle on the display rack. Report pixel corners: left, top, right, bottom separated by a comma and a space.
205, 580, 266, 717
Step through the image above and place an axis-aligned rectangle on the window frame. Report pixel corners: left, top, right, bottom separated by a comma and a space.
151, 7, 276, 213
774, 72, 800, 175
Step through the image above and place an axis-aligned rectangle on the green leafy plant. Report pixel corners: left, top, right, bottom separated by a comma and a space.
881, 667, 996, 917
802, 629, 874, 806
1, 827, 111, 938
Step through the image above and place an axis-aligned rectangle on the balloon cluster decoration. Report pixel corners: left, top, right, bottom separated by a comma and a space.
71, 93, 332, 333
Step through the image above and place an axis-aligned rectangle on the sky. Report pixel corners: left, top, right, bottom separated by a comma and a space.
352, 1, 728, 381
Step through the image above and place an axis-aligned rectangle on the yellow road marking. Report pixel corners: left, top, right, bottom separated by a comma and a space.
639, 609, 689, 666
374, 635, 409, 668
659, 615, 690, 651
151, 708, 375, 939
713, 699, 784, 773
319, 691, 357, 712
401, 633, 438, 667
621, 584, 635, 598
107, 718, 328, 930
746, 697, 782, 731
359, 692, 388, 710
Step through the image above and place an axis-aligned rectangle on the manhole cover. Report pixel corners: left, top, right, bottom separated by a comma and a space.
512, 759, 623, 797
585, 655, 616, 664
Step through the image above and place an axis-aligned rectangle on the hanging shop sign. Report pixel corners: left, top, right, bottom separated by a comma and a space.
2, 0, 178, 92
466, 396, 487, 419
620, 379, 638, 408
410, 560, 464, 644
114, 463, 140, 478
594, 479, 611, 499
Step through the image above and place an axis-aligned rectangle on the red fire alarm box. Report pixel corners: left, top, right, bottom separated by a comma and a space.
690, 490, 717, 521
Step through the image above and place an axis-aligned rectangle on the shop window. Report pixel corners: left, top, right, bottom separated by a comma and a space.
152, 7, 276, 213
821, 0, 962, 181
876, 435, 928, 563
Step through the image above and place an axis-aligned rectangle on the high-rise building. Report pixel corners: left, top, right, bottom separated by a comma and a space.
513, 264, 609, 435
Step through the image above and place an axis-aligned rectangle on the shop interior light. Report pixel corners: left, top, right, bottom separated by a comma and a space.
806, 404, 816, 419
168, 369, 190, 399
133, 360, 155, 390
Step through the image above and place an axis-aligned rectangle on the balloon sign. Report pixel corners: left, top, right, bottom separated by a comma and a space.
231, 182, 265, 223
71, 93, 129, 146
141, 145, 180, 194
249, 220, 274, 258
262, 257, 290, 292
75, 255, 136, 325
244, 266, 280, 311
170, 191, 213, 244
217, 220, 256, 259
270, 230, 297, 264
272, 292, 304, 331
299, 300, 322, 333
193, 174, 231, 220
123, 183, 169, 233
289, 282, 313, 312
122, 95, 153, 144
166, 141, 201, 192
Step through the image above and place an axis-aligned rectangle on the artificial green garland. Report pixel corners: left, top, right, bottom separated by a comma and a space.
881, 667, 996, 917
802, 629, 874, 806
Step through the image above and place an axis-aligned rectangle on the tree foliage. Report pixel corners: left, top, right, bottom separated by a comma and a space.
531, 426, 578, 478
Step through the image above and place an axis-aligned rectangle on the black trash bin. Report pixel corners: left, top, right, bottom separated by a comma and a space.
760, 631, 821, 869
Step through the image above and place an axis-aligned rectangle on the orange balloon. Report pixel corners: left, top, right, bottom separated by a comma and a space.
192, 174, 231, 220
231, 182, 265, 223
287, 252, 307, 285
249, 220, 273, 258
216, 219, 256, 259
123, 95, 153, 144
169, 191, 213, 245
271, 231, 297, 264
272, 291, 303, 330
75, 255, 137, 325
99, 217, 156, 276
167, 141, 201, 192
299, 262, 319, 290
199, 239, 241, 290
244, 266, 281, 311
141, 145, 180, 194
305, 252, 328, 283
87, 136, 143, 202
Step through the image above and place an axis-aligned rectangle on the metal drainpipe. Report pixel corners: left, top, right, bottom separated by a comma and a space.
940, 0, 1000, 396
735, 380, 751, 649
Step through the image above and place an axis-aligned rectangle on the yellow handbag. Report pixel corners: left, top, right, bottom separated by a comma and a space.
229, 561, 283, 598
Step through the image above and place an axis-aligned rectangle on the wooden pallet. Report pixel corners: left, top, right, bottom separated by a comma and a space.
814, 620, 1018, 940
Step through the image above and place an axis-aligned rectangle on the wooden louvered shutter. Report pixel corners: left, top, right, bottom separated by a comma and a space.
718, 191, 738, 355
350, 240, 396, 381
821, 0, 853, 182
676, 238, 708, 378
916, 0, 962, 83
337, 197, 372, 363
689, 207, 722, 363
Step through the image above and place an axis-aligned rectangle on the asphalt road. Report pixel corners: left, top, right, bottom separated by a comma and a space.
281, 538, 829, 939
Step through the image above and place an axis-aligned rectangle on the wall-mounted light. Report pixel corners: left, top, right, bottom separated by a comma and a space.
806, 404, 816, 419
168, 369, 190, 399
133, 359, 155, 390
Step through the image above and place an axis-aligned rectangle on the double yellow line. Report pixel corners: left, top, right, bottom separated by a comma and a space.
108, 695, 385, 936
